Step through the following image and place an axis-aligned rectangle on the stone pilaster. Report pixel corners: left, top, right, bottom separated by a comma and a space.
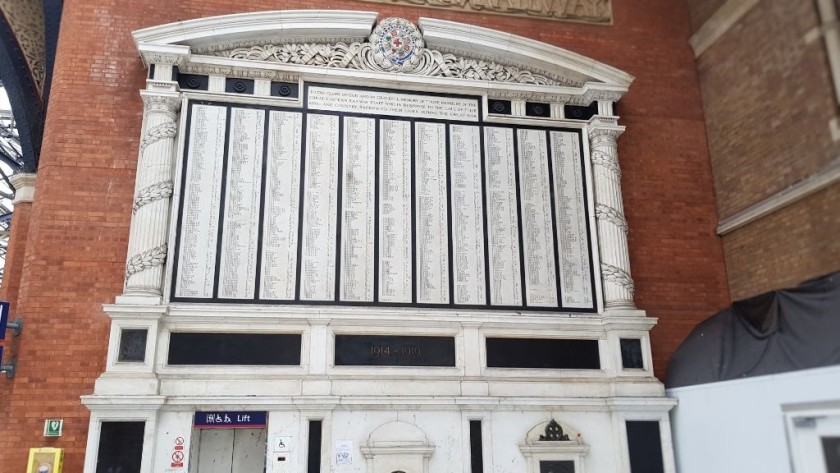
589, 116, 636, 310
122, 91, 180, 298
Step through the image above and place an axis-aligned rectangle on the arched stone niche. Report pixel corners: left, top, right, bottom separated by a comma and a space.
519, 419, 589, 473
360, 421, 435, 473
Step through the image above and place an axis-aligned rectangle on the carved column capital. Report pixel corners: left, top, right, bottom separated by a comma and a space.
140, 91, 181, 114
588, 116, 625, 140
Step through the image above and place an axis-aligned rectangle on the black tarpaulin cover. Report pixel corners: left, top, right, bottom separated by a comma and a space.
666, 272, 840, 388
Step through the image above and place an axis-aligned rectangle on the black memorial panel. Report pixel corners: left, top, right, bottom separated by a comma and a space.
225, 78, 255, 94
485, 338, 600, 369
539, 461, 575, 473
334, 335, 456, 367
626, 421, 665, 473
620, 338, 644, 369
168, 333, 301, 365
96, 421, 145, 473
823, 437, 840, 473
118, 328, 148, 362
271, 81, 299, 98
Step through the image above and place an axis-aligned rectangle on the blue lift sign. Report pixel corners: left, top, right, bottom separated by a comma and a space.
194, 411, 267, 429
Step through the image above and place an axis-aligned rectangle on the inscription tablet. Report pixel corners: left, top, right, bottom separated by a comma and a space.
218, 107, 265, 299
483, 127, 522, 306
378, 119, 413, 303
415, 121, 449, 304
260, 111, 303, 300
450, 124, 486, 305
308, 86, 479, 122
517, 129, 558, 307
550, 131, 594, 308
340, 116, 376, 302
300, 114, 339, 301
176, 104, 227, 298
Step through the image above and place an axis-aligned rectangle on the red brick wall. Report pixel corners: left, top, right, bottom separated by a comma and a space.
685, 0, 728, 33
0, 1, 729, 470
695, 0, 840, 298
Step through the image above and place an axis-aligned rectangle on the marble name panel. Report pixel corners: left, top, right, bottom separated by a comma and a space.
173, 88, 595, 312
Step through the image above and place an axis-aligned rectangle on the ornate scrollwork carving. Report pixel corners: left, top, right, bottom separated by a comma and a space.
125, 244, 167, 279
601, 262, 635, 294
139, 122, 177, 155
590, 150, 621, 177
223, 42, 559, 86
595, 204, 628, 233
539, 419, 570, 441
133, 181, 174, 213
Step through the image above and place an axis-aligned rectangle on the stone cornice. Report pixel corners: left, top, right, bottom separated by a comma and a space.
717, 158, 840, 234
138, 43, 190, 68
689, 0, 761, 57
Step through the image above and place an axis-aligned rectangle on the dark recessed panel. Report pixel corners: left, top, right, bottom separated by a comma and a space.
620, 338, 644, 369
118, 328, 148, 363
564, 102, 598, 120
96, 421, 145, 473
526, 102, 550, 117
307, 420, 323, 473
148, 64, 155, 80
626, 421, 665, 473
178, 73, 209, 91
334, 335, 456, 367
225, 78, 255, 94
485, 338, 600, 369
168, 333, 301, 365
539, 460, 575, 473
488, 99, 512, 115
823, 437, 840, 473
271, 81, 299, 98
470, 420, 484, 473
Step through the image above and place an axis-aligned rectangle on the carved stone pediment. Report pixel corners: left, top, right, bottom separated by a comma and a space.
211, 18, 576, 87
133, 11, 634, 96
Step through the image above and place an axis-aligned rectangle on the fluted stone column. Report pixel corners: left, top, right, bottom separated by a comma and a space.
589, 116, 636, 310
123, 91, 180, 297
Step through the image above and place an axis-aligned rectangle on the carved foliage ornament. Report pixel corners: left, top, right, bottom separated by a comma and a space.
219, 18, 577, 87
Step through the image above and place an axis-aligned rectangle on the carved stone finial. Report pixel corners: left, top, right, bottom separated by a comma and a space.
539, 419, 570, 441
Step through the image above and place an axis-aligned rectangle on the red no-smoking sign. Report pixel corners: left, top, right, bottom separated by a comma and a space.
171, 450, 185, 468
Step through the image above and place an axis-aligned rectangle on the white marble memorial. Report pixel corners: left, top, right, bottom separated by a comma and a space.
517, 129, 558, 307
484, 126, 523, 306
550, 131, 594, 308
218, 107, 264, 299
300, 113, 340, 301
340, 116, 376, 302
415, 122, 450, 304
378, 119, 413, 303
260, 111, 303, 300
449, 124, 486, 305
175, 104, 227, 298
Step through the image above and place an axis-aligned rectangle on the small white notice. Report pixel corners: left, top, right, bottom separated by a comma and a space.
273, 436, 292, 452
335, 440, 353, 465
